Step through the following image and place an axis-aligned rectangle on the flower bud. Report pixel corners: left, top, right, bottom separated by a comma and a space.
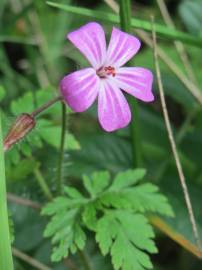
3, 113, 35, 152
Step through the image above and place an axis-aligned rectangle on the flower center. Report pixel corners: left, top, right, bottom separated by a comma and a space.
96, 66, 116, 78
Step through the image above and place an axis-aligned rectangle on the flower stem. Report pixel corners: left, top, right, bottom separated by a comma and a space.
4, 95, 63, 152
56, 102, 67, 194
0, 114, 14, 270
31, 95, 62, 117
119, 0, 142, 167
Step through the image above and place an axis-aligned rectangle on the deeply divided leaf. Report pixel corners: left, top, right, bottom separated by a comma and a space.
96, 210, 157, 270
42, 169, 173, 267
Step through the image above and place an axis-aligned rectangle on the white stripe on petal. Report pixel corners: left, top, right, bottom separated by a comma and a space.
98, 79, 131, 132
68, 22, 107, 69
60, 68, 100, 112
106, 27, 141, 68
113, 67, 154, 102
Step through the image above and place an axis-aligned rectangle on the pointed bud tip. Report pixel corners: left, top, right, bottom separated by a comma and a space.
3, 113, 36, 152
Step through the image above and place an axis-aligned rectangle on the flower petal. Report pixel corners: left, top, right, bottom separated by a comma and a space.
113, 67, 154, 102
98, 79, 131, 132
106, 27, 141, 68
60, 68, 100, 112
67, 22, 106, 69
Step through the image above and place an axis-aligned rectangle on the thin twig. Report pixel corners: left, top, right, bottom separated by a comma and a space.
151, 16, 201, 250
104, 0, 202, 105
7, 193, 41, 209
12, 247, 52, 270
156, 0, 198, 85
56, 102, 67, 194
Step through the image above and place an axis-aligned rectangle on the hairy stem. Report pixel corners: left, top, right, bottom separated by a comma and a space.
119, 0, 142, 167
31, 95, 62, 117
0, 115, 14, 270
57, 102, 67, 194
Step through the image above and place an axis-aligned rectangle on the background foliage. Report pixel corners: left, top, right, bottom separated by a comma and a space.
0, 0, 202, 269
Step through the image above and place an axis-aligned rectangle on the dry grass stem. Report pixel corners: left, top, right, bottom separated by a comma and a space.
151, 16, 201, 251
156, 0, 198, 85
7, 193, 41, 209
12, 247, 52, 270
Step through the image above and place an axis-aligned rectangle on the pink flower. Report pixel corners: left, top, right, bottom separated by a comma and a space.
60, 22, 154, 132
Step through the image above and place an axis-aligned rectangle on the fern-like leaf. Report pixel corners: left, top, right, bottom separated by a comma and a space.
42, 169, 173, 268
96, 210, 157, 270
101, 169, 174, 217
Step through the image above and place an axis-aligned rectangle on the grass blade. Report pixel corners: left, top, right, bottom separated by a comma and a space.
0, 113, 14, 270
46, 1, 202, 48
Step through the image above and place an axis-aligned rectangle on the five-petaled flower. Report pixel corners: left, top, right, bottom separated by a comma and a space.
60, 22, 154, 132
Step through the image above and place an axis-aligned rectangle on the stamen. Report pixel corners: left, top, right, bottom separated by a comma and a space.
97, 66, 116, 78
104, 66, 116, 77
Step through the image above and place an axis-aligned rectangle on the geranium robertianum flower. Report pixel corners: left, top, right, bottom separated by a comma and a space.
60, 22, 154, 132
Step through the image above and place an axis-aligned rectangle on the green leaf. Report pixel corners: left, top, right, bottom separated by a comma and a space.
100, 169, 174, 217
44, 209, 76, 237
74, 224, 86, 250
82, 203, 97, 231
82, 175, 95, 197
109, 169, 146, 191
63, 186, 84, 199
38, 119, 80, 150
10, 204, 46, 252
42, 195, 86, 216
6, 159, 38, 182
91, 171, 110, 194
35, 87, 61, 116
10, 92, 34, 115
8, 212, 14, 244
96, 213, 116, 256
20, 143, 32, 157
126, 183, 174, 216
96, 210, 157, 270
83, 171, 110, 197
41, 197, 71, 216
43, 170, 173, 265
158, 174, 202, 247
43, 205, 86, 262
47, 1, 202, 47
69, 134, 132, 177
0, 86, 5, 102
179, 0, 202, 36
